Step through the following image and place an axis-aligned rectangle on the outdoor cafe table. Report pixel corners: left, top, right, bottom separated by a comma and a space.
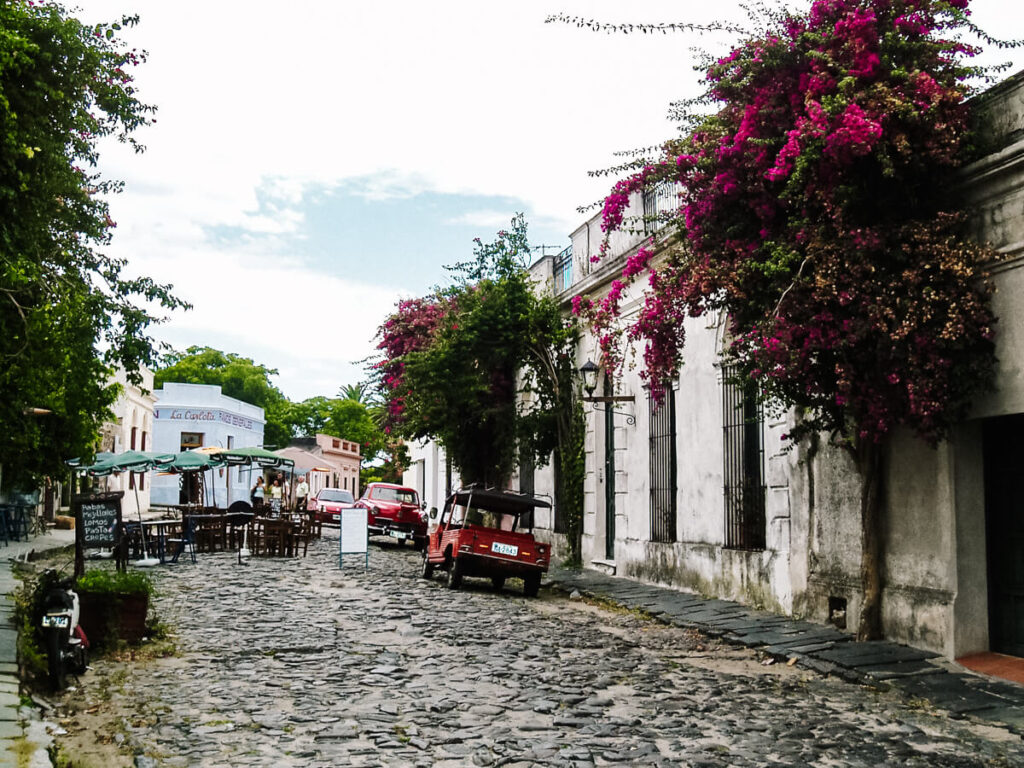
254, 516, 302, 557
140, 519, 180, 564
184, 512, 254, 553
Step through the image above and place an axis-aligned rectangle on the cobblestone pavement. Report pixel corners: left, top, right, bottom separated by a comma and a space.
61, 533, 1024, 767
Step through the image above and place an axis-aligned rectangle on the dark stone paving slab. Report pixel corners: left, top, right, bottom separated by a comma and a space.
765, 640, 840, 656
859, 660, 947, 680
547, 565, 1024, 735
816, 641, 939, 666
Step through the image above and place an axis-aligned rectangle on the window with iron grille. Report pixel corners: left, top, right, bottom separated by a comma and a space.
721, 364, 766, 550
553, 245, 572, 294
643, 182, 676, 235
649, 385, 677, 542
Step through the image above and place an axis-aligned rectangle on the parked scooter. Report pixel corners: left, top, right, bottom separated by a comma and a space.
38, 570, 89, 691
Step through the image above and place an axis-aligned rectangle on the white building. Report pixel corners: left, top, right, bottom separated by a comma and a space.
150, 383, 265, 508
99, 366, 157, 517
405, 440, 458, 514
521, 70, 1024, 662
402, 72, 1024, 663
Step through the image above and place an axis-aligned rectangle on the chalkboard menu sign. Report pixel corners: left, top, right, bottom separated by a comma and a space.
73, 492, 124, 576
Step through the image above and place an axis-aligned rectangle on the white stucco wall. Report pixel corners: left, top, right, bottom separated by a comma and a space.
103, 367, 157, 517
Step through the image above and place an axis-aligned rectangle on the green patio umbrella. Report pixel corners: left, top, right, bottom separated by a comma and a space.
79, 450, 174, 477
164, 450, 225, 472
212, 446, 295, 468
159, 451, 227, 508
65, 451, 115, 469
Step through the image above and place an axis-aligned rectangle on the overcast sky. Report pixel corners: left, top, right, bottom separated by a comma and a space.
78, 0, 1024, 402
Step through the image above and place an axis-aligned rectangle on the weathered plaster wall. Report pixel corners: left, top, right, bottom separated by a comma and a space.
799, 70, 1024, 658
568, 207, 796, 610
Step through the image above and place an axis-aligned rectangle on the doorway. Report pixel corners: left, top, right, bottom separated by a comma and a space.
984, 414, 1024, 657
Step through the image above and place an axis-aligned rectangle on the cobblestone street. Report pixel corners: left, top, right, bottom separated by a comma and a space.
53, 534, 1024, 767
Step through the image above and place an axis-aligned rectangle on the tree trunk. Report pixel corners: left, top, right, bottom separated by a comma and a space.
856, 437, 885, 641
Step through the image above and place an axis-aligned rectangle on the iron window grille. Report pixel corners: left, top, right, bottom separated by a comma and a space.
642, 182, 677, 235
553, 245, 573, 294
721, 364, 766, 550
649, 385, 677, 542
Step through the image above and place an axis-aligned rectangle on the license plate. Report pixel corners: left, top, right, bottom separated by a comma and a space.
388, 530, 408, 540
331, 514, 339, 521
42, 615, 69, 628
491, 542, 518, 556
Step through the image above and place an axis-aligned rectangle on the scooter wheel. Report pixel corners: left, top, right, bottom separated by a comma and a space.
45, 630, 65, 692
74, 644, 88, 676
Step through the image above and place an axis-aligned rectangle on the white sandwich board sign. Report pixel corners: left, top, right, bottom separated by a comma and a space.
339, 506, 369, 570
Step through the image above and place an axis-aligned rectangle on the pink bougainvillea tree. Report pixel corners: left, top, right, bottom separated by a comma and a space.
571, 0, 1014, 638
374, 295, 454, 435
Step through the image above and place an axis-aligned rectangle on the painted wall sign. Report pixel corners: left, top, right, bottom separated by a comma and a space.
155, 408, 256, 431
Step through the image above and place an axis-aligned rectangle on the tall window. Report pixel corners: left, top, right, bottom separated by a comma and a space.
553, 245, 573, 294
643, 182, 676, 235
721, 364, 766, 550
140, 431, 147, 490
649, 385, 677, 542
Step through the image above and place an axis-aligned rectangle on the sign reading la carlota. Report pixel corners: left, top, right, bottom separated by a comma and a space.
154, 408, 256, 430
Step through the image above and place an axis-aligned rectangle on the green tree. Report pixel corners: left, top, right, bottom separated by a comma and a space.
153, 347, 291, 448
287, 396, 332, 437
0, 2, 187, 486
338, 382, 370, 404
287, 395, 386, 462
375, 216, 585, 563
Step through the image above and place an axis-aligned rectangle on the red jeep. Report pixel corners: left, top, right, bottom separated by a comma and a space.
356, 482, 427, 547
421, 486, 552, 596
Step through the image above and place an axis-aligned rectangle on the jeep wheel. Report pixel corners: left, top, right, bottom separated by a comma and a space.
445, 558, 463, 590
523, 573, 540, 598
491, 576, 505, 593
420, 549, 435, 580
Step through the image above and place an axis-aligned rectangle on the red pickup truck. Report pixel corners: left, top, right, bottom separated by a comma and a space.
421, 486, 552, 597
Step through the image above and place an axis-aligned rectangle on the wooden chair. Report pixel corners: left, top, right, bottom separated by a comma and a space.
195, 516, 227, 553
167, 518, 196, 564
292, 516, 312, 557
258, 518, 285, 557
251, 517, 267, 557
307, 511, 322, 540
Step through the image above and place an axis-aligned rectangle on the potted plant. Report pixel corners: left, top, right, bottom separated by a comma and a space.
75, 569, 153, 648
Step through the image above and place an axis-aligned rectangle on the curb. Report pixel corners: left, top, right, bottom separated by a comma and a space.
0, 530, 77, 767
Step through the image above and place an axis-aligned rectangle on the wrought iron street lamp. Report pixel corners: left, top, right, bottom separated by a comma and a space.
578, 360, 635, 425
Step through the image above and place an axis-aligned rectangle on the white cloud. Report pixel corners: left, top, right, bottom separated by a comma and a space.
128, 235, 402, 401
75, 0, 1024, 401
442, 210, 518, 228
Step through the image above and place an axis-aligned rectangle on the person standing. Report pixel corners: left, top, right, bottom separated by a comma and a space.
295, 475, 309, 513
269, 477, 284, 516
251, 476, 265, 509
